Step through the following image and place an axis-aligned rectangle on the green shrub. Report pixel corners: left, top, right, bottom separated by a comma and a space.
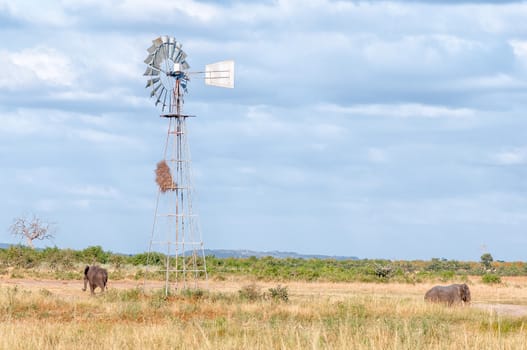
439, 270, 455, 282
109, 254, 124, 269
81, 246, 109, 264
5, 246, 38, 269
482, 273, 501, 284
129, 252, 165, 266
268, 284, 288, 302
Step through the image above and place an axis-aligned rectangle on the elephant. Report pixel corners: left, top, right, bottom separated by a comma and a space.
82, 265, 108, 295
424, 283, 471, 306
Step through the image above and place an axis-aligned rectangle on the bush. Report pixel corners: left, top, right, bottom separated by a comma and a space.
440, 270, 455, 282
81, 246, 109, 264
482, 273, 501, 284
4, 246, 38, 268
130, 252, 164, 266
238, 283, 261, 301
374, 265, 392, 279
268, 284, 288, 302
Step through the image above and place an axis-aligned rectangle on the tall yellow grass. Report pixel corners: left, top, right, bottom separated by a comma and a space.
1, 278, 526, 349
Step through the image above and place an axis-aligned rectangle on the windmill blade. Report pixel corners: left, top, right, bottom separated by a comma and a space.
173, 49, 187, 63
168, 37, 176, 60
152, 36, 163, 47
161, 89, 169, 112
144, 66, 160, 76
150, 82, 162, 97
145, 77, 160, 88
152, 50, 166, 69
172, 48, 180, 62
180, 61, 190, 70
144, 53, 154, 64
155, 87, 166, 107
147, 44, 158, 54
205, 60, 235, 88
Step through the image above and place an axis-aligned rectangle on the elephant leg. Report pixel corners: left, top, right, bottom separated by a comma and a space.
90, 283, 95, 295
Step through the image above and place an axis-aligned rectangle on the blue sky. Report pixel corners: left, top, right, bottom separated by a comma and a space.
1, 0, 527, 261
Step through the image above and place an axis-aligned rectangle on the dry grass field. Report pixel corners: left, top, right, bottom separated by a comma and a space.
1, 275, 527, 349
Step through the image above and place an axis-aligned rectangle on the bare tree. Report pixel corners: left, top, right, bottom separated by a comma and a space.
9, 214, 56, 248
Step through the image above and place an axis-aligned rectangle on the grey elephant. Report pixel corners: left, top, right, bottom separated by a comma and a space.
424, 283, 471, 306
82, 265, 108, 295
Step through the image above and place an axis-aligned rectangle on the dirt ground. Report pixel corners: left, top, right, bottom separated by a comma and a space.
2, 277, 527, 318
471, 303, 527, 317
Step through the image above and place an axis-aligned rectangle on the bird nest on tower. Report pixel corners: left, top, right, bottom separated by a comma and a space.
155, 160, 176, 192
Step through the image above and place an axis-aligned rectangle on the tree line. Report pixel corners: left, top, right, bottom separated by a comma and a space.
0, 245, 522, 283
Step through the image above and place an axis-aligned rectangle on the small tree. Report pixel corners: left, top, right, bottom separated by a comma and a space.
9, 214, 56, 248
480, 253, 494, 271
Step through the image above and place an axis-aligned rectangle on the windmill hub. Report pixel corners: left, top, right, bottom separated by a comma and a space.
167, 71, 186, 78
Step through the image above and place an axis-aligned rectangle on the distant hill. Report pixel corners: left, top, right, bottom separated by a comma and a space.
202, 249, 358, 260
0, 243, 357, 260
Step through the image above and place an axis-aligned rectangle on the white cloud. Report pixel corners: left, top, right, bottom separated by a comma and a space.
363, 35, 483, 70
369, 193, 527, 226
74, 128, 138, 145
492, 148, 527, 165
312, 123, 346, 139
0, 108, 143, 148
34, 199, 59, 212
67, 185, 119, 199
35, 198, 92, 211
456, 73, 527, 90
52, 88, 145, 107
318, 103, 475, 119
0, 47, 76, 89
509, 40, 527, 57
368, 148, 387, 164
0, 0, 73, 27
509, 39, 527, 67
60, 0, 220, 22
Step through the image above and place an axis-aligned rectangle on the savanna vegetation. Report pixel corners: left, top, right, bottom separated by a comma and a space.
0, 245, 523, 283
1, 245, 526, 349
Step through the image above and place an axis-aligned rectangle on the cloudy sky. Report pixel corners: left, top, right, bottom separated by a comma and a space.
1, 0, 527, 261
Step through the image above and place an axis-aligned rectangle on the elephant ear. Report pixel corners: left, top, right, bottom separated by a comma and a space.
461, 284, 469, 300
84, 266, 90, 276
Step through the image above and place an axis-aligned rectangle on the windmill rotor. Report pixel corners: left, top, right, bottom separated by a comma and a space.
144, 35, 235, 114
143, 36, 191, 113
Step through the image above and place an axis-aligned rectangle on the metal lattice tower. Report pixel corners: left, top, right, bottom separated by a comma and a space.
147, 112, 207, 294
142, 36, 234, 295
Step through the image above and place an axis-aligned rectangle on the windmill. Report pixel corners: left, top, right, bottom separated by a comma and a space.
143, 35, 234, 295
